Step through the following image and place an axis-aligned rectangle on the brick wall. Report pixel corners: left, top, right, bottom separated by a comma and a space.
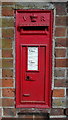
0, 2, 68, 119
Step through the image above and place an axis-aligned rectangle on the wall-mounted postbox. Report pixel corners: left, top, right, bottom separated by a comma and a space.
16, 10, 53, 108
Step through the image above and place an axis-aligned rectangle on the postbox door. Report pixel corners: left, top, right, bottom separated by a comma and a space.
16, 10, 52, 108
21, 45, 46, 103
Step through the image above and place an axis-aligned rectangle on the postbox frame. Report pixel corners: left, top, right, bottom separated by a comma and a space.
15, 9, 53, 108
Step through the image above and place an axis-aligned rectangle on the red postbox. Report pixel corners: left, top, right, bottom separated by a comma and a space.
16, 10, 53, 108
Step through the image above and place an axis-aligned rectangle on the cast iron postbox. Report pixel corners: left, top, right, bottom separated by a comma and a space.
16, 10, 53, 108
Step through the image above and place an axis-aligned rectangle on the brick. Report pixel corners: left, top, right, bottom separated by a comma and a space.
55, 38, 68, 47
66, 79, 68, 87
55, 59, 67, 67
2, 38, 12, 49
2, 69, 13, 77
0, 52, 1, 59
0, 108, 2, 116
50, 108, 64, 115
2, 59, 13, 68
2, 6, 14, 16
2, 79, 14, 87
54, 69, 65, 77
55, 27, 66, 37
2, 28, 14, 38
66, 89, 68, 97
2, 49, 13, 58
54, 79, 66, 87
0, 18, 2, 27
3, 108, 16, 116
19, 108, 49, 113
67, 27, 68, 37
0, 59, 2, 68
67, 48, 68, 57
0, 79, 2, 87
64, 108, 68, 116
34, 116, 48, 120
54, 3, 66, 15
2, 18, 14, 27
0, 89, 1, 97
53, 89, 64, 97
0, 39, 2, 48
0, 69, 2, 78
67, 70, 68, 77
18, 115, 33, 119
2, 98, 14, 107
55, 49, 66, 57
0, 98, 2, 107
53, 99, 66, 107
0, 118, 2, 120
2, 2, 15, 5
2, 88, 15, 97
56, 16, 68, 26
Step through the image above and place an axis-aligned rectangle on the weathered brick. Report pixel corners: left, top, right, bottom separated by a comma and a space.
2, 38, 12, 49
2, 2, 15, 5
50, 108, 64, 115
2, 79, 14, 87
34, 115, 49, 120
2, 49, 13, 58
0, 18, 2, 27
55, 27, 66, 37
2, 59, 13, 68
54, 79, 66, 87
67, 70, 68, 78
2, 88, 15, 97
2, 69, 13, 77
2, 18, 14, 27
56, 16, 67, 26
0, 39, 2, 48
0, 89, 1, 97
53, 99, 66, 107
66, 79, 68, 87
53, 89, 64, 97
54, 69, 65, 77
2, 6, 14, 16
0, 79, 2, 87
67, 27, 68, 37
2, 98, 14, 107
3, 108, 16, 116
0, 50, 1, 57
55, 59, 67, 67
54, 3, 66, 15
18, 115, 33, 119
55, 49, 66, 57
0, 59, 2, 68
66, 89, 68, 97
19, 108, 49, 113
2, 28, 14, 38
67, 48, 68, 57
0, 108, 2, 116
0, 98, 2, 107
55, 38, 67, 47
0, 69, 2, 78
0, 117, 2, 120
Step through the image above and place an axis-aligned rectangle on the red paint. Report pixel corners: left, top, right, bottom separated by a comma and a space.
15, 10, 53, 108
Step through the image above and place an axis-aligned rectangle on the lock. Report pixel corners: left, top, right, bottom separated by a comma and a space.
26, 76, 30, 80
26, 76, 35, 81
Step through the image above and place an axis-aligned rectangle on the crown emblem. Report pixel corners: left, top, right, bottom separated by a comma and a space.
30, 14, 38, 22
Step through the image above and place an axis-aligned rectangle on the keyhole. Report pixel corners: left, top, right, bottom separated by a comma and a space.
26, 76, 30, 80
